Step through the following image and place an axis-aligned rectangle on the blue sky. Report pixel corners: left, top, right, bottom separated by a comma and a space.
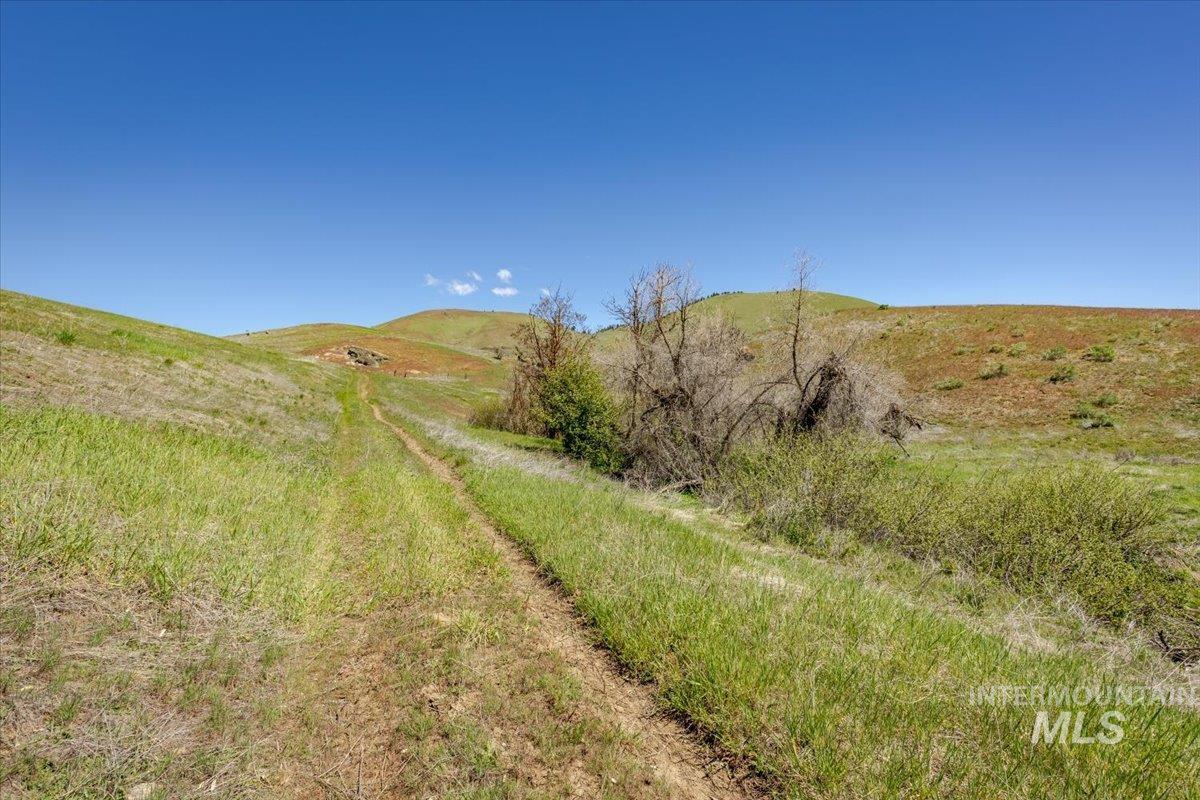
2, 1, 1197, 334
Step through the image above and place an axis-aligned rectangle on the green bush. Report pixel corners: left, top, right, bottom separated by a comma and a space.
1093, 392, 1118, 408
952, 345, 972, 356
536, 359, 625, 473
1046, 364, 1075, 383
977, 361, 1007, 380
934, 377, 964, 391
54, 329, 77, 345
1084, 343, 1115, 362
1071, 402, 1114, 429
986, 343, 1004, 354
1041, 346, 1067, 361
1007, 342, 1027, 357
716, 436, 1195, 653
470, 397, 511, 430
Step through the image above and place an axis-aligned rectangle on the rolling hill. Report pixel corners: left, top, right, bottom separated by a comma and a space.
228, 291, 1199, 454
377, 308, 528, 354
594, 292, 1199, 455
228, 319, 509, 388
5, 288, 1199, 798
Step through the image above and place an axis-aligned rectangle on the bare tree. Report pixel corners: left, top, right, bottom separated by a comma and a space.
605, 264, 783, 486
602, 254, 913, 487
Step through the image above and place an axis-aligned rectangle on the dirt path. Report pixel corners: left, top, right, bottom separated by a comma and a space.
359, 378, 755, 800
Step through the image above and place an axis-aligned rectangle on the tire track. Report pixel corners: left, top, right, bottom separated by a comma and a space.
358, 376, 756, 800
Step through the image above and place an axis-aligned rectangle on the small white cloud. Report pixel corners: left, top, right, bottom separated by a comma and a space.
467, 270, 482, 282
540, 287, 551, 297
491, 286, 519, 297
423, 273, 441, 287
496, 268, 513, 283
446, 279, 478, 296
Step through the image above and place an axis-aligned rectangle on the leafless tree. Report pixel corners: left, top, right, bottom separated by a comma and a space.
601, 254, 912, 487
605, 264, 781, 486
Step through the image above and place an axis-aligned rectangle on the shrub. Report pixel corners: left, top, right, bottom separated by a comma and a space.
986, 343, 1004, 354
1093, 392, 1118, 408
1084, 344, 1115, 362
1071, 402, 1114, 429
1046, 364, 1075, 383
934, 377, 963, 391
536, 359, 625, 473
952, 345, 972, 356
54, 329, 77, 345
470, 397, 512, 430
716, 436, 1195, 655
1041, 346, 1067, 361
977, 362, 1007, 380
1010, 326, 1025, 338
877, 303, 890, 310
1007, 342, 1027, 358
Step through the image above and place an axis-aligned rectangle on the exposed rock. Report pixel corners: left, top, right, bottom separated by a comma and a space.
343, 346, 389, 367
126, 783, 158, 800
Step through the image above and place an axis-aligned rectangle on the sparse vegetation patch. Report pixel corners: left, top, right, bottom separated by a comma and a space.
1042, 345, 1068, 360
1047, 364, 1076, 383
1084, 343, 1116, 362
978, 361, 1008, 380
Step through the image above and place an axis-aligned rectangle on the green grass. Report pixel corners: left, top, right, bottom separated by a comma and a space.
0, 293, 681, 797
226, 321, 381, 353
716, 435, 1197, 655
376, 308, 529, 353
6, 287, 1199, 798
593, 289, 875, 349
447, 456, 1199, 798
368, 376, 1200, 798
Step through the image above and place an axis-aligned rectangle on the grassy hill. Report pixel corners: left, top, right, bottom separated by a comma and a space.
593, 288, 875, 347
828, 304, 1200, 453
689, 288, 876, 336
0, 290, 703, 797
230, 320, 509, 388
377, 308, 528, 354
592, 292, 1198, 455
4, 288, 1198, 798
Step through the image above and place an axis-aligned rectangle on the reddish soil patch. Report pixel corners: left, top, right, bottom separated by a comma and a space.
309, 335, 500, 381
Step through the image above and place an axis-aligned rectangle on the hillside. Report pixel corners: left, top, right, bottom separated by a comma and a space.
377, 308, 528, 355
231, 293, 1199, 454
592, 294, 1198, 455
0, 290, 734, 797
5, 288, 1199, 798
829, 304, 1200, 453
229, 320, 509, 388
593, 288, 875, 346
689, 288, 876, 336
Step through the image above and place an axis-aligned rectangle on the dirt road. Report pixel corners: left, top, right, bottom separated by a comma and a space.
359, 376, 755, 800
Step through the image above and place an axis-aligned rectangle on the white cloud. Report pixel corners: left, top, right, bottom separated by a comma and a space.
423, 273, 441, 287
491, 286, 519, 297
446, 279, 478, 296
496, 268, 513, 283
540, 288, 551, 297
467, 270, 482, 282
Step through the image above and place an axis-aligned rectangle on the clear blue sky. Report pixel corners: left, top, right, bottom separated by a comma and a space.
2, 1, 1197, 334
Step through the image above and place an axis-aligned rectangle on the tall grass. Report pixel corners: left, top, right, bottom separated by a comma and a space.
714, 435, 1198, 657
0, 381, 484, 623
456, 458, 1200, 798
